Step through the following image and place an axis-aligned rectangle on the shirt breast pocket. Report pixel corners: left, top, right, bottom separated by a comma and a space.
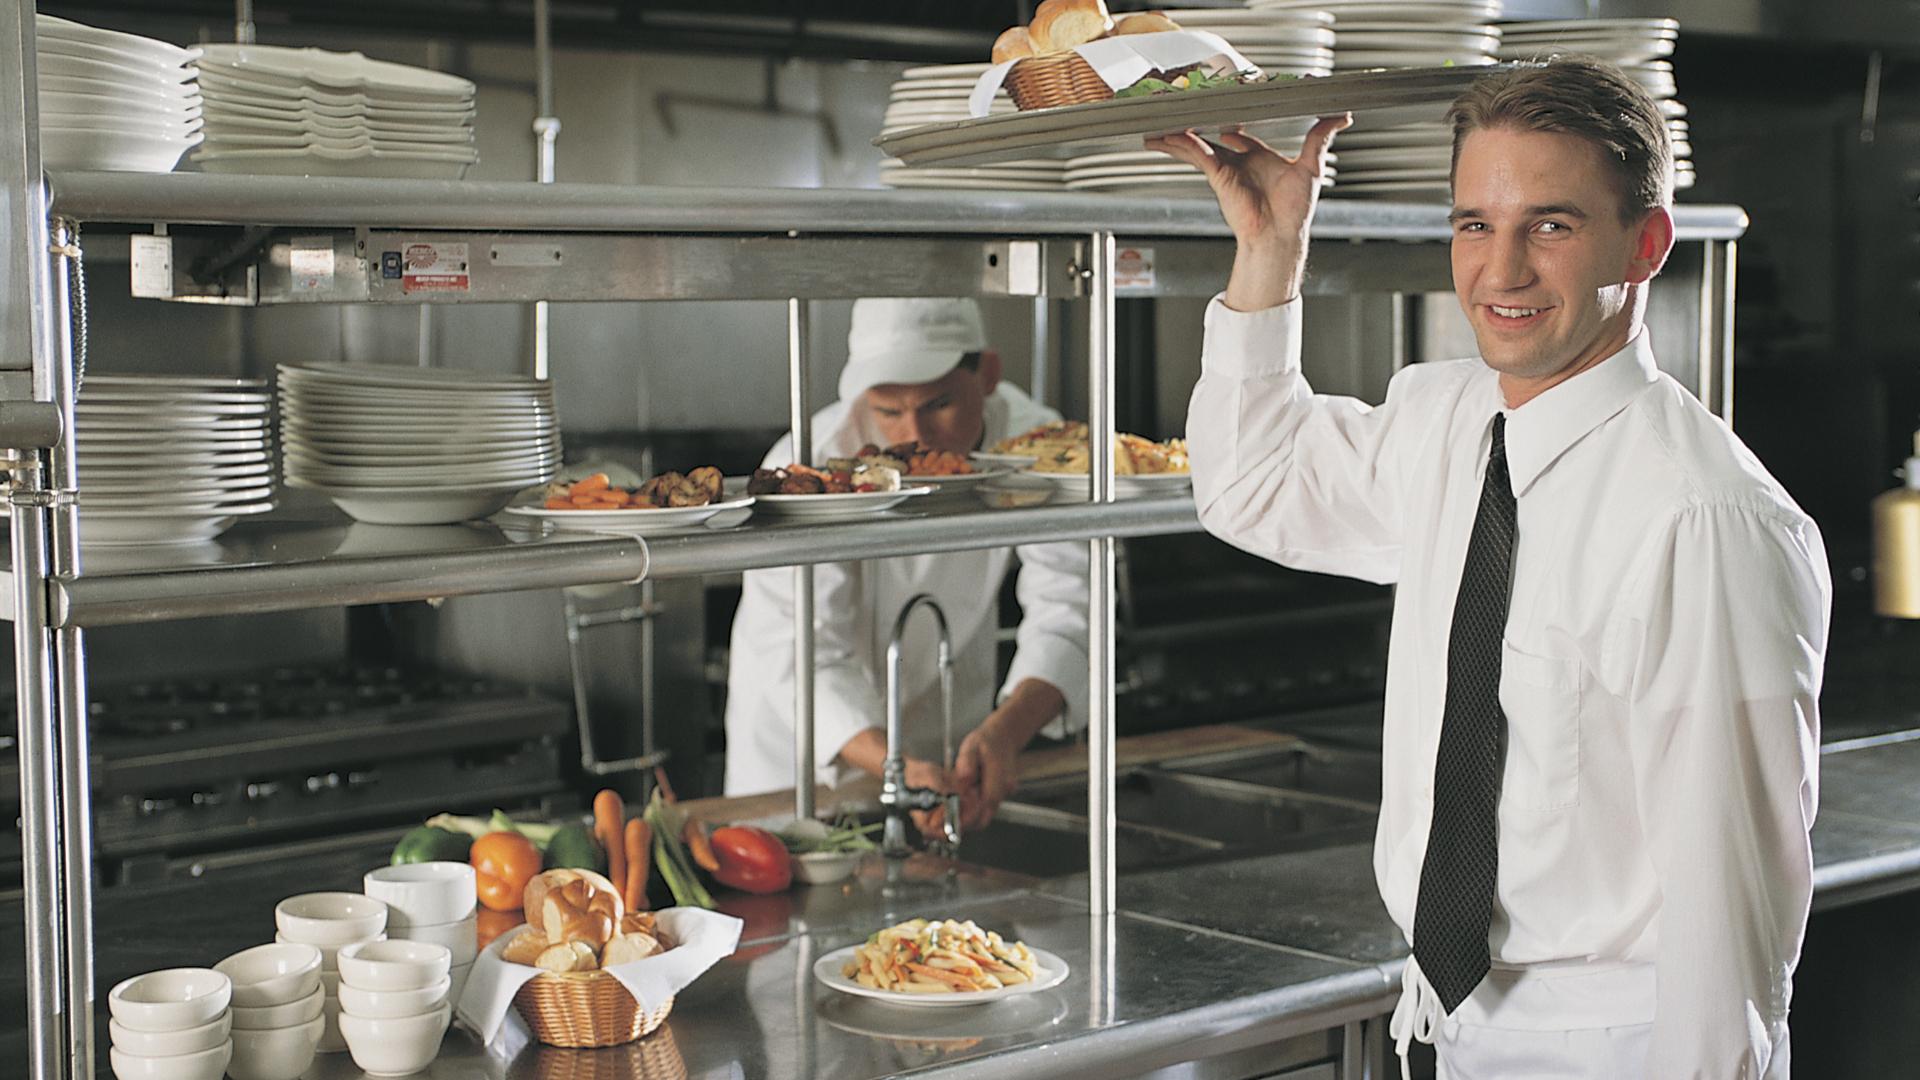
1499, 642, 1582, 811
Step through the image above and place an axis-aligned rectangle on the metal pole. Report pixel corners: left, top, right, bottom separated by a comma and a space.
12, 454, 65, 1080
789, 298, 816, 820
531, 0, 560, 380
233, 0, 255, 43
1029, 297, 1050, 407
1086, 232, 1117, 917
47, 218, 94, 1080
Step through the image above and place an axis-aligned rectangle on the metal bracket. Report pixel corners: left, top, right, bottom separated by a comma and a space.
0, 402, 63, 451
8, 487, 74, 509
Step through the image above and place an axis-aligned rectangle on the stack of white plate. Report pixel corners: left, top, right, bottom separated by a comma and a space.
1496, 18, 1692, 189
879, 62, 1062, 192
1250, 0, 1502, 200
1162, 7, 1337, 75
193, 45, 476, 179
75, 375, 274, 546
278, 364, 559, 525
35, 14, 203, 172
1057, 10, 1333, 198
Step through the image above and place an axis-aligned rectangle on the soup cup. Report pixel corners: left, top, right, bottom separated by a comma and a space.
274, 892, 388, 946
107, 1011, 229, 1056
363, 862, 476, 928
336, 974, 449, 1019
106, 969, 231, 1033
338, 1000, 450, 1077
213, 943, 322, 1008
227, 1014, 324, 1080
107, 1040, 231, 1080
336, 939, 450, 992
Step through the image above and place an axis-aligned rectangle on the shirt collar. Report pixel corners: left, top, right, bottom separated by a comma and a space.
1498, 329, 1660, 498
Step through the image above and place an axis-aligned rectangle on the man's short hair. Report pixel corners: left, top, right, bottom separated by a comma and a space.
956, 351, 982, 373
1446, 54, 1674, 223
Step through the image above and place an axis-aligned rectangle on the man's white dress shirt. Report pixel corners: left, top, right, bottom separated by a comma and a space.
1188, 296, 1829, 1079
724, 382, 1089, 797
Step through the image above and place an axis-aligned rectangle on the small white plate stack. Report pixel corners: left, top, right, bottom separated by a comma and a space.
1496, 18, 1692, 189
193, 44, 476, 179
879, 62, 1063, 192
278, 363, 559, 525
35, 14, 203, 172
1251, 0, 1503, 200
76, 375, 275, 547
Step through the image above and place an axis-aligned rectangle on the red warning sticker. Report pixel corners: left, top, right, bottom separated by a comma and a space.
401, 242, 470, 293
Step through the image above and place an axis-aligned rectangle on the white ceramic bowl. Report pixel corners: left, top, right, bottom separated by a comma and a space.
337, 1001, 450, 1077
106, 969, 232, 1033
213, 943, 322, 1008
226, 1014, 324, 1080
336, 939, 451, 992
363, 862, 476, 928
274, 929, 383, 970
792, 849, 866, 885
107, 1012, 230, 1056
388, 913, 476, 965
336, 974, 449, 1019
274, 892, 389, 946
228, 984, 323, 1030
448, 962, 473, 1012
108, 1040, 232, 1080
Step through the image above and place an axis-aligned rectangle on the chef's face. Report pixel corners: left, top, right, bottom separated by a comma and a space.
865, 350, 1001, 451
1450, 126, 1673, 402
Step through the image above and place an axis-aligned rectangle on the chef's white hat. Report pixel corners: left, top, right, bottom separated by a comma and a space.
837, 298, 988, 403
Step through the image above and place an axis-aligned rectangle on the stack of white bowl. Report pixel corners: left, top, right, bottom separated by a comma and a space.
336, 939, 455, 1077
365, 862, 479, 1010
193, 44, 477, 179
277, 362, 560, 525
273, 892, 388, 1055
35, 14, 203, 172
1254, 0, 1502, 201
76, 375, 276, 546
877, 62, 1064, 192
210, 944, 323, 1080
1496, 18, 1693, 189
106, 968, 232, 1080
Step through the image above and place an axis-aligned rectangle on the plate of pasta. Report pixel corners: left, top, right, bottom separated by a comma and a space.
814, 918, 1069, 1007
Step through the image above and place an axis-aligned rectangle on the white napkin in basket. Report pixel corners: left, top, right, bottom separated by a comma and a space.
968, 30, 1257, 117
456, 907, 744, 1046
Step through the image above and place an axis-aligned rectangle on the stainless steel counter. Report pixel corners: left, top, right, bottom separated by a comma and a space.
5, 730, 1920, 1079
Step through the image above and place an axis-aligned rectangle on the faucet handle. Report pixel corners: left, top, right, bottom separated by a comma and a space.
942, 792, 963, 849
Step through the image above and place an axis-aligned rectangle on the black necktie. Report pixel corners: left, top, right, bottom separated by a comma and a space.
1412, 412, 1517, 1015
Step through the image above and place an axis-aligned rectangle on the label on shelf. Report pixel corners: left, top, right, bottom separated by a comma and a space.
401, 241, 471, 294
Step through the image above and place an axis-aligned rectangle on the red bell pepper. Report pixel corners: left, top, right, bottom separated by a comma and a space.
708, 825, 793, 894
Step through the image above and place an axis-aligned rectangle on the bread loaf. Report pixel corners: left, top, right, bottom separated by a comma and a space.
1029, 0, 1113, 54
1114, 11, 1179, 35
992, 26, 1035, 63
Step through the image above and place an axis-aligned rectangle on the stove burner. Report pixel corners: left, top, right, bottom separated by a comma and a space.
88, 663, 515, 741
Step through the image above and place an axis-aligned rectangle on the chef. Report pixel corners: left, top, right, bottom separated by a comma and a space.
1153, 57, 1828, 1078
723, 297, 1089, 834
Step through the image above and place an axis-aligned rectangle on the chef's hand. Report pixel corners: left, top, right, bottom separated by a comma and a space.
1144, 114, 1350, 310
834, 729, 961, 841
952, 721, 1022, 832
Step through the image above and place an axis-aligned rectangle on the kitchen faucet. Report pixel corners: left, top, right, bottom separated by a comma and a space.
879, 593, 963, 859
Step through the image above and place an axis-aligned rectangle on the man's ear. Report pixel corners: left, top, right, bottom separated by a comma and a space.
1628, 206, 1675, 284
977, 349, 1003, 394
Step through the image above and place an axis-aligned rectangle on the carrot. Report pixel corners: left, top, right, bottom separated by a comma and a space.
683, 818, 719, 873
593, 789, 626, 902
623, 818, 651, 911
652, 766, 679, 805
574, 473, 610, 494
544, 497, 571, 510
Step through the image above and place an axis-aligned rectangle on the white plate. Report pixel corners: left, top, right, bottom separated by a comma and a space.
81, 467, 273, 491
877, 65, 1497, 167
78, 507, 268, 547
79, 435, 268, 454
745, 484, 932, 518
1325, 179, 1452, 198
201, 96, 474, 124
901, 63, 992, 79
813, 945, 1069, 1007
293, 482, 525, 525
77, 399, 267, 418
42, 89, 201, 125
1030, 471, 1194, 500
1253, 0, 1502, 19
282, 442, 559, 465
1166, 8, 1336, 26
882, 177, 1066, 192
970, 451, 1038, 469
37, 13, 201, 66
37, 51, 195, 86
898, 467, 1011, 488
85, 485, 275, 508
84, 374, 266, 390
1065, 175, 1216, 194
198, 44, 476, 97
279, 363, 549, 392
1499, 17, 1680, 34
501, 493, 757, 535
1333, 52, 1497, 68
41, 125, 199, 172
193, 147, 472, 179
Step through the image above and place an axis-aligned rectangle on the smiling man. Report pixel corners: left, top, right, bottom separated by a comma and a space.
724, 298, 1088, 836
1152, 58, 1829, 1078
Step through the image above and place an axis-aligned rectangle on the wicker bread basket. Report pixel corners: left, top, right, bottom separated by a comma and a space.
512, 967, 675, 1048
530, 1024, 689, 1079
1005, 52, 1113, 110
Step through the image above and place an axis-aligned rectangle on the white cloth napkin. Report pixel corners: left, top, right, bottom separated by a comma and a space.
968, 30, 1257, 117
454, 907, 744, 1047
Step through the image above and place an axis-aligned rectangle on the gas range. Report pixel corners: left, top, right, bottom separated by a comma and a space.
72, 663, 571, 883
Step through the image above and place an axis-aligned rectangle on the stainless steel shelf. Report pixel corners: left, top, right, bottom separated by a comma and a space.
641, 493, 1200, 579
46, 172, 1752, 242
28, 496, 1199, 627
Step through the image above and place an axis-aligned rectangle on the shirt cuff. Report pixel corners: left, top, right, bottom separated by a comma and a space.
1202, 292, 1303, 378
1000, 636, 1089, 741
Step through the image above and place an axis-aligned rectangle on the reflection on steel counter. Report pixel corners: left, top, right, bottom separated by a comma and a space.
85, 663, 571, 885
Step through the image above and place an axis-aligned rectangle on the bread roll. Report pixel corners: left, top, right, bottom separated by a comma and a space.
522, 868, 623, 926
542, 881, 616, 950
992, 26, 1035, 63
501, 928, 550, 967
1115, 12, 1179, 35
619, 910, 658, 938
535, 942, 589, 973
1029, 0, 1113, 54
601, 931, 664, 968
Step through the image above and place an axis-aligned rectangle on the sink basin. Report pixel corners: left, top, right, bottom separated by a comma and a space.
1161, 742, 1384, 804
954, 804, 1224, 878
1010, 768, 1376, 849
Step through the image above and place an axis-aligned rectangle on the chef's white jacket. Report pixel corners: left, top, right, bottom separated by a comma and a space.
1188, 296, 1829, 1079
723, 383, 1089, 797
